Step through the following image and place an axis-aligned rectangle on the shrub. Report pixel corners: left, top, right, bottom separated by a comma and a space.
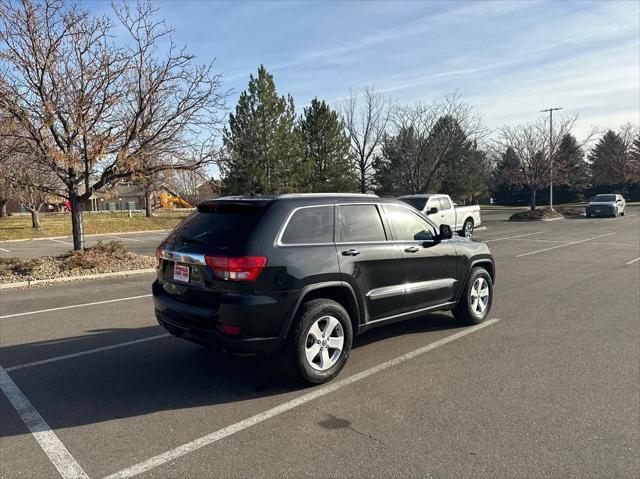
62, 241, 132, 270
0, 257, 43, 277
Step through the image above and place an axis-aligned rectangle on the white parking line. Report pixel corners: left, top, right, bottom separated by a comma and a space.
0, 247, 10, 253
5, 334, 170, 372
0, 366, 89, 479
509, 238, 568, 244
516, 233, 616, 257
483, 232, 543, 242
48, 239, 73, 246
0, 294, 152, 319
104, 318, 501, 479
625, 257, 640, 265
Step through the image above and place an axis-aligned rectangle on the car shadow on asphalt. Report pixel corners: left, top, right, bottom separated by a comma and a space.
0, 313, 457, 436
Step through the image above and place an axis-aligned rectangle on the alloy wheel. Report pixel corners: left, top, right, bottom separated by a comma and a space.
304, 315, 344, 371
464, 222, 473, 238
470, 277, 489, 316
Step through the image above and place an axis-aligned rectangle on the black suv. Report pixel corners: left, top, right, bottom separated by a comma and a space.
153, 194, 495, 384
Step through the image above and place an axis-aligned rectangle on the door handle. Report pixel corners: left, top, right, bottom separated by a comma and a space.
404, 246, 419, 253
341, 249, 360, 256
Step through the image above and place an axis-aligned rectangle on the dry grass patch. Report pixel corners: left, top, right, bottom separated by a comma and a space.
0, 210, 190, 241
0, 241, 155, 284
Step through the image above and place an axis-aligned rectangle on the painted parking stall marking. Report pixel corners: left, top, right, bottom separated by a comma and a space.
483, 232, 543, 242
103, 318, 500, 479
626, 257, 640, 265
516, 232, 616, 258
0, 294, 152, 319
5, 334, 170, 372
0, 367, 89, 479
48, 239, 73, 246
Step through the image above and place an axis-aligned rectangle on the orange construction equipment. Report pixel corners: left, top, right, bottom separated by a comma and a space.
159, 192, 192, 209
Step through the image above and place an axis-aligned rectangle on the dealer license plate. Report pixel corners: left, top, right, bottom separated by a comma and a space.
173, 263, 190, 283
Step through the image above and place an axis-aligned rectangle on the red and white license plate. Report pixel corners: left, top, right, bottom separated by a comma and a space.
173, 263, 190, 283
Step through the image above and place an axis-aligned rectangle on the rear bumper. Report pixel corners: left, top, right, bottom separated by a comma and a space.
152, 281, 284, 355
585, 206, 614, 216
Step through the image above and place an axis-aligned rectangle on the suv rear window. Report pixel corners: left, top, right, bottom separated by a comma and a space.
338, 204, 386, 242
169, 202, 263, 249
281, 206, 334, 244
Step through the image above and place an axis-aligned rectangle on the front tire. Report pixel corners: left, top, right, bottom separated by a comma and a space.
284, 299, 353, 385
461, 219, 474, 238
453, 267, 493, 325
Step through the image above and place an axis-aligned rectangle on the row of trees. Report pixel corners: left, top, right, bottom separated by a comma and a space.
2, 1, 638, 250
221, 64, 639, 211
222, 66, 491, 203
493, 122, 640, 209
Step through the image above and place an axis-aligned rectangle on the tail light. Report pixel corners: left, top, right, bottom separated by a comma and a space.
205, 256, 267, 282
217, 324, 241, 336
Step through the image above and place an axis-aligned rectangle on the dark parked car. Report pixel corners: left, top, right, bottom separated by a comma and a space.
153, 194, 495, 384
585, 194, 626, 218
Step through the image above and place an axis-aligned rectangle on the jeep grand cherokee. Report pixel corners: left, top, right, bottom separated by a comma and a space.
153, 194, 495, 384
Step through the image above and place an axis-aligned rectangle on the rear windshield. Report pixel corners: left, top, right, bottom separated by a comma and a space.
399, 197, 427, 211
591, 195, 616, 202
167, 203, 264, 250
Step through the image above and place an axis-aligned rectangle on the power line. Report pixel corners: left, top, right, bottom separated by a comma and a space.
541, 107, 563, 211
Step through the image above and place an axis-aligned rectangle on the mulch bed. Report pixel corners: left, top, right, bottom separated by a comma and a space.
0, 241, 155, 284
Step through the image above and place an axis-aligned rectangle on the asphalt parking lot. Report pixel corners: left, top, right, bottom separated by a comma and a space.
1, 208, 638, 478
0, 231, 170, 259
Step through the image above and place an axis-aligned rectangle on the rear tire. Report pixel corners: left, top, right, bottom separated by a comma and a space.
620, 209, 625, 216
283, 299, 353, 385
453, 267, 493, 325
461, 219, 474, 238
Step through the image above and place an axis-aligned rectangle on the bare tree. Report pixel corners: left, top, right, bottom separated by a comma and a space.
0, 0, 226, 249
374, 93, 487, 196
0, 120, 61, 228
0, 114, 19, 217
494, 115, 581, 210
341, 88, 390, 193
11, 161, 59, 229
166, 166, 208, 205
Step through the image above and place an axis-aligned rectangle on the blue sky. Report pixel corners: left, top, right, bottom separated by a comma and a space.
92, 0, 639, 140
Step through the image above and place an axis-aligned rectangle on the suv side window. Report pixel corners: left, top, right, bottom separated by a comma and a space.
338, 204, 386, 242
439, 197, 452, 210
384, 204, 437, 241
281, 206, 334, 244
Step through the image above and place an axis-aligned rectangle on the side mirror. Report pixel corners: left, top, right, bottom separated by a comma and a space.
427, 207, 439, 215
414, 230, 434, 241
439, 224, 452, 240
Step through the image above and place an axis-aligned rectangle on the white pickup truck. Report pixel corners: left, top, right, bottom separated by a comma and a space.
398, 194, 482, 238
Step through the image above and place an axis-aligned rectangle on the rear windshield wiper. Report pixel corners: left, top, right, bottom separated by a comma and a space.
177, 233, 207, 245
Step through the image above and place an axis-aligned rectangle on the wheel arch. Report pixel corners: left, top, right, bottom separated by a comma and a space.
280, 282, 362, 340
457, 258, 495, 301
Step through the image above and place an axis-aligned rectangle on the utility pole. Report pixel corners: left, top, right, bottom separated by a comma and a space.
541, 107, 562, 211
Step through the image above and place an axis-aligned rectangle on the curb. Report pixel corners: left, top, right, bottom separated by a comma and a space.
0, 230, 170, 244
0, 268, 156, 290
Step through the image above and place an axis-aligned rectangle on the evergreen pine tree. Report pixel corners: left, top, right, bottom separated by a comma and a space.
222, 65, 304, 195
589, 130, 627, 186
556, 133, 588, 188
298, 98, 355, 192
